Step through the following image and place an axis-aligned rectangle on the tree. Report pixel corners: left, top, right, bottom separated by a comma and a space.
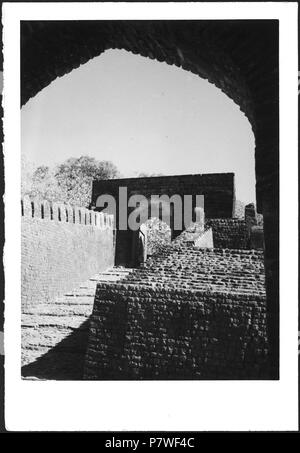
22, 156, 66, 203
233, 199, 245, 219
21, 155, 120, 207
54, 156, 120, 207
144, 217, 171, 256
30, 165, 64, 202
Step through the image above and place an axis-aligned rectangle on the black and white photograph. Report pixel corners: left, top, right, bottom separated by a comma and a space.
20, 17, 279, 382
2, 2, 298, 432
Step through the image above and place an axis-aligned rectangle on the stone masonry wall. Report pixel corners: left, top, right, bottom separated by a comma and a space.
21, 197, 115, 308
84, 246, 268, 379
93, 173, 234, 265
206, 219, 249, 249
85, 286, 267, 380
92, 173, 235, 219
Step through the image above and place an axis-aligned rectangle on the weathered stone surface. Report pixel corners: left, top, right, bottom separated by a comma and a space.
92, 173, 235, 219
143, 218, 171, 257
206, 219, 249, 249
21, 198, 115, 308
84, 245, 268, 380
21, 267, 134, 379
92, 173, 234, 266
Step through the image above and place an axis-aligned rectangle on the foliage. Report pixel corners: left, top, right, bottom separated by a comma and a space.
234, 199, 245, 219
256, 213, 264, 227
21, 155, 120, 207
234, 198, 264, 226
54, 156, 120, 207
31, 165, 64, 202
144, 218, 171, 256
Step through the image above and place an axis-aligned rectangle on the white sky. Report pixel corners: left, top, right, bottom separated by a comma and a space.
21, 49, 256, 203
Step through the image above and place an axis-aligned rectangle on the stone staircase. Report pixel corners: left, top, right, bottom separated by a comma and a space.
123, 245, 266, 296
84, 245, 268, 380
21, 267, 133, 379
22, 244, 267, 380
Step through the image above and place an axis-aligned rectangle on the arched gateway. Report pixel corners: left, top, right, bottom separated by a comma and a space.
91, 172, 234, 266
21, 20, 279, 377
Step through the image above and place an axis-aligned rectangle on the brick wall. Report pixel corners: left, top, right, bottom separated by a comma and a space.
92, 173, 234, 265
92, 173, 235, 219
127, 246, 266, 293
84, 246, 268, 379
21, 197, 115, 307
85, 286, 267, 380
206, 219, 249, 249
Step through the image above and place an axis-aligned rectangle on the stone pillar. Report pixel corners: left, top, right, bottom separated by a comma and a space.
256, 172, 279, 380
42, 200, 51, 220
245, 203, 257, 229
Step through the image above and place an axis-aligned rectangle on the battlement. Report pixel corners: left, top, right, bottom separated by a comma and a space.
21, 196, 114, 229
21, 196, 115, 307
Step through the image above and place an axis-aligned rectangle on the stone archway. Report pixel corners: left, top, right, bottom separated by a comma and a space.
21, 20, 279, 377
93, 172, 233, 266
139, 217, 172, 260
129, 197, 176, 268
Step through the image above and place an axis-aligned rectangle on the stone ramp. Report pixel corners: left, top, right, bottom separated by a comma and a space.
21, 267, 134, 379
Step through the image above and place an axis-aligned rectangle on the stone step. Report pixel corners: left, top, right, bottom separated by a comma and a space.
21, 266, 134, 377
22, 303, 93, 317
22, 243, 266, 381
22, 314, 88, 329
22, 326, 88, 353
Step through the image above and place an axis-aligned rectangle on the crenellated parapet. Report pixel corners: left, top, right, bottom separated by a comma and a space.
21, 196, 114, 229
21, 196, 115, 307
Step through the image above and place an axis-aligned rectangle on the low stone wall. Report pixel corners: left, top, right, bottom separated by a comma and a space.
206, 219, 249, 249
21, 197, 115, 308
84, 284, 268, 380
